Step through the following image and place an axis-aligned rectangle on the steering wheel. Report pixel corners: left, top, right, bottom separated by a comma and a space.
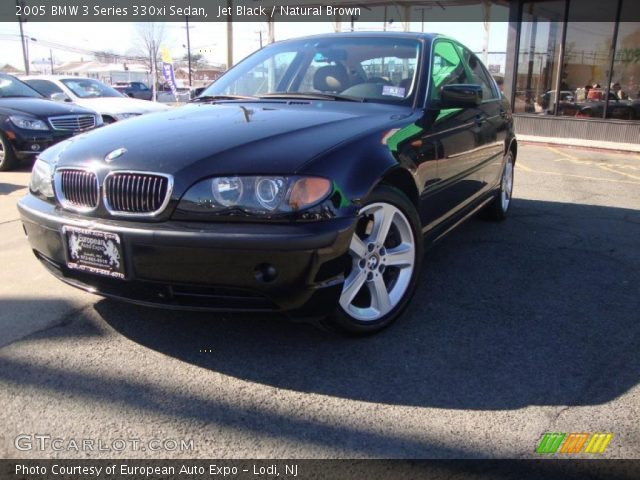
365, 77, 393, 85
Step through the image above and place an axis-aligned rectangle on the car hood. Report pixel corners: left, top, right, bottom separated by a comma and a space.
0, 97, 96, 117
70, 97, 170, 115
52, 101, 408, 186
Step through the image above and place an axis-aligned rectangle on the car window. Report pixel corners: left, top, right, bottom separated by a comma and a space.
203, 37, 421, 105
359, 55, 417, 95
60, 78, 123, 98
0, 74, 43, 98
217, 51, 298, 96
458, 46, 498, 101
24, 79, 64, 98
430, 41, 468, 101
297, 53, 417, 99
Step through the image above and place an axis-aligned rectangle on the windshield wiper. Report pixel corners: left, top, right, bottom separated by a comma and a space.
190, 94, 258, 103
257, 92, 365, 102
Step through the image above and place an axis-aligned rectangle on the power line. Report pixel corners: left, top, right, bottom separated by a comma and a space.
0, 33, 147, 63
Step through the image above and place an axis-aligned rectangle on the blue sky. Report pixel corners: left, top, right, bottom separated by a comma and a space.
0, 21, 508, 70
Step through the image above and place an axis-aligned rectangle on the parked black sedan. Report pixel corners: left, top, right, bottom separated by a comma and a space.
0, 73, 101, 171
18, 33, 516, 334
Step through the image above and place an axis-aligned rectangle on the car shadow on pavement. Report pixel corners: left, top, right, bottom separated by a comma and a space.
0, 183, 26, 195
80, 198, 640, 409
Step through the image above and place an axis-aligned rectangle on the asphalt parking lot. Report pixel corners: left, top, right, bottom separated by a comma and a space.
0, 143, 638, 459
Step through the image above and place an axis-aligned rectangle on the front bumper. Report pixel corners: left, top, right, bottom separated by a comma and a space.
18, 194, 355, 316
6, 127, 76, 159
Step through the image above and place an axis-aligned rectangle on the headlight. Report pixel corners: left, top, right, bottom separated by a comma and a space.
112, 113, 140, 120
255, 177, 286, 210
212, 176, 244, 206
29, 159, 54, 198
10, 115, 49, 131
178, 176, 332, 216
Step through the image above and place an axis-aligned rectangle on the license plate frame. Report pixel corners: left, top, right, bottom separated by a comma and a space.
62, 226, 126, 279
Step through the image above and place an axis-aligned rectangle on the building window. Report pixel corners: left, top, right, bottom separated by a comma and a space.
514, 0, 640, 122
608, 2, 640, 120
563, 0, 616, 118
514, 1, 565, 115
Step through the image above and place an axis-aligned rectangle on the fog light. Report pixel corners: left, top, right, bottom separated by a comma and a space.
254, 263, 278, 283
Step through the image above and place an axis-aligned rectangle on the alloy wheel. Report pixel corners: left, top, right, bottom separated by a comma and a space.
500, 156, 514, 212
339, 202, 416, 322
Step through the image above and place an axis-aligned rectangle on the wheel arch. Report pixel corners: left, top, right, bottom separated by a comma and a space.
506, 136, 517, 163
378, 167, 420, 208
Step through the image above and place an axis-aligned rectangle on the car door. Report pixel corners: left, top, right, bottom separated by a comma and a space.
416, 39, 484, 228
137, 83, 152, 100
128, 83, 141, 99
457, 45, 506, 189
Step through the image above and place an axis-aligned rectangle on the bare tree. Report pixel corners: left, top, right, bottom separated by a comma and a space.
180, 53, 206, 70
134, 23, 166, 101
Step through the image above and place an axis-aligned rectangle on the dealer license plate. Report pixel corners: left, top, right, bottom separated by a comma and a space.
62, 226, 125, 279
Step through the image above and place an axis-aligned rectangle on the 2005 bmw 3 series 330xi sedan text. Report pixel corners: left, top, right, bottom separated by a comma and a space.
18, 33, 517, 334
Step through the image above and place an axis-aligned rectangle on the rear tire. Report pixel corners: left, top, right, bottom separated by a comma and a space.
0, 133, 18, 172
326, 185, 424, 335
482, 150, 515, 221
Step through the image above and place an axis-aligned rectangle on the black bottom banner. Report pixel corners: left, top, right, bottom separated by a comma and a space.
3, 460, 640, 480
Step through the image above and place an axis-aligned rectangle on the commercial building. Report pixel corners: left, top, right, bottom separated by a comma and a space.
504, 0, 640, 147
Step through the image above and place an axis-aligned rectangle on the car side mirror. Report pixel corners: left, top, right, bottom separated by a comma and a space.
439, 84, 483, 108
50, 92, 71, 102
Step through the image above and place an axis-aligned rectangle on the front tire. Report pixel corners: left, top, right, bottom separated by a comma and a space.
0, 133, 18, 172
328, 185, 423, 335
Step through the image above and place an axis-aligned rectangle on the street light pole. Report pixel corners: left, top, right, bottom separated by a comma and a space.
185, 16, 192, 87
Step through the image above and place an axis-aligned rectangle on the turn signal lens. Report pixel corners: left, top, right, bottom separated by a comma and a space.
289, 177, 331, 209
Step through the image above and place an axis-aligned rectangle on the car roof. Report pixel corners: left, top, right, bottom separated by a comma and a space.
21, 75, 94, 81
272, 31, 467, 52
276, 31, 439, 42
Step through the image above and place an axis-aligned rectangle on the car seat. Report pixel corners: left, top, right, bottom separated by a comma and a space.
313, 65, 351, 93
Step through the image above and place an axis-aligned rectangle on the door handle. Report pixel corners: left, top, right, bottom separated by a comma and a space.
475, 115, 486, 126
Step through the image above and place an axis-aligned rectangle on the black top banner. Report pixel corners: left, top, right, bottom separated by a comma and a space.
6, 0, 509, 23
5, 0, 638, 23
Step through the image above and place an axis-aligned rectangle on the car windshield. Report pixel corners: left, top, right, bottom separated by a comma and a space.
60, 78, 124, 98
0, 74, 43, 98
202, 36, 421, 104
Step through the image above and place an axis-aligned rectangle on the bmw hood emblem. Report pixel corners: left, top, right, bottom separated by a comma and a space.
105, 148, 127, 163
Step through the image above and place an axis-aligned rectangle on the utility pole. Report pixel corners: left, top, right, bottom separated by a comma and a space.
226, 0, 233, 69
49, 49, 54, 74
417, 7, 427, 32
185, 16, 192, 87
17, 0, 29, 74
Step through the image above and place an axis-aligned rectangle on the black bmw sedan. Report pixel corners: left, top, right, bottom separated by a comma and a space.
0, 73, 101, 171
18, 33, 516, 334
